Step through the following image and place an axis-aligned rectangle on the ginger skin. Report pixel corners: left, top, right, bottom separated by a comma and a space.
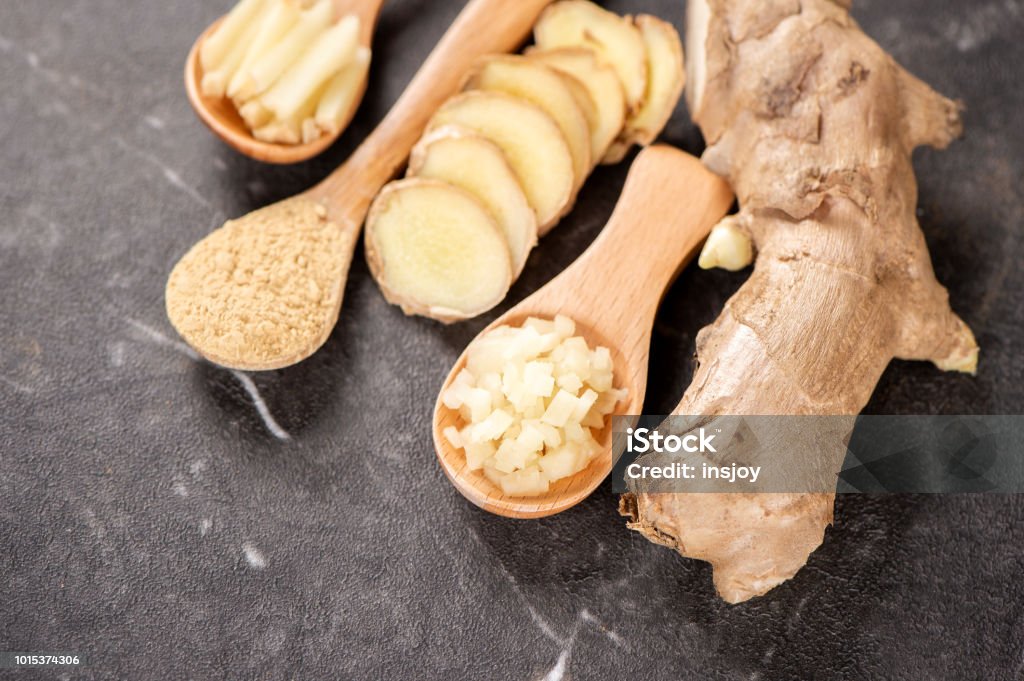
620, 0, 978, 603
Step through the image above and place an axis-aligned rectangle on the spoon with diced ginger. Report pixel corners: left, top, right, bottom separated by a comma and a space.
185, 0, 386, 164
433, 146, 734, 518
167, 0, 559, 370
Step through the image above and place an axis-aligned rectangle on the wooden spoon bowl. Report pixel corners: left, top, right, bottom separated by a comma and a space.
184, 0, 385, 164
433, 146, 734, 518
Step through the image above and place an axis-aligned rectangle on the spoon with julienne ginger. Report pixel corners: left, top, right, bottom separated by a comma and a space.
185, 0, 385, 164
167, 0, 558, 371
433, 146, 734, 519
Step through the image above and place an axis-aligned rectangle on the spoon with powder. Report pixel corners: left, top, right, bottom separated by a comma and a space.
167, 0, 558, 371
433, 146, 734, 518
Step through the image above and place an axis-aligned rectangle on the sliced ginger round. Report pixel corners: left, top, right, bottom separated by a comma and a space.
548, 69, 602, 162
623, 15, 685, 147
463, 56, 591, 192
528, 47, 627, 165
365, 179, 512, 323
533, 0, 648, 112
426, 91, 575, 232
408, 126, 538, 277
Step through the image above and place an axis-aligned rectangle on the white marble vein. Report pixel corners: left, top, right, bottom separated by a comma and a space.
0, 375, 35, 394
229, 370, 292, 441
242, 542, 267, 569
463, 527, 626, 680
114, 137, 217, 213
0, 31, 109, 98
125, 319, 292, 441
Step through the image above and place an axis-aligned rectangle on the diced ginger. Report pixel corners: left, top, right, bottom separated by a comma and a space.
492, 439, 523, 473
443, 425, 463, 449
499, 466, 550, 496
539, 443, 586, 481
443, 317, 625, 496
554, 314, 576, 339
465, 441, 496, 471
516, 422, 547, 454
463, 387, 493, 423
592, 346, 613, 372
541, 390, 579, 428
535, 421, 563, 449
522, 361, 555, 397
472, 408, 515, 442
563, 421, 586, 443
556, 372, 583, 393
571, 388, 599, 422
523, 317, 556, 335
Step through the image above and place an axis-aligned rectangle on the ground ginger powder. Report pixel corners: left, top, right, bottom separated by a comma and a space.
166, 196, 352, 370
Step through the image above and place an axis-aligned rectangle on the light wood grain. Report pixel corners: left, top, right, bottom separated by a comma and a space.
432, 146, 734, 519
185, 0, 387, 164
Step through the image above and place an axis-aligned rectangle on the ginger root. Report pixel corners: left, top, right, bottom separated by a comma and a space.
620, 0, 979, 603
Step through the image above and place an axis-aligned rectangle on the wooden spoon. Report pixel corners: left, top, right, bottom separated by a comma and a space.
185, 0, 383, 164
433, 146, 734, 518
167, 0, 557, 370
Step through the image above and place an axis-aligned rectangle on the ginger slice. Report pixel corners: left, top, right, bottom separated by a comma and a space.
364, 179, 513, 323
533, 0, 647, 111
528, 47, 627, 166
408, 126, 538, 277
463, 55, 591, 190
427, 91, 575, 232
607, 14, 685, 161
548, 69, 602, 162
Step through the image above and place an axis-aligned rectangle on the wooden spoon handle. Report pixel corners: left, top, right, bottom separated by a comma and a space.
538, 146, 734, 332
310, 0, 556, 221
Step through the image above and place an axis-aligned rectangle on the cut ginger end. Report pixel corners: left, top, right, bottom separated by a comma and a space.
364, 179, 513, 323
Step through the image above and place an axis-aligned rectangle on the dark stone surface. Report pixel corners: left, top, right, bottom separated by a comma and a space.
1, 1, 1022, 679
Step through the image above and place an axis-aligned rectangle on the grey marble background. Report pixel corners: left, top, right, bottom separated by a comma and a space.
1, 1, 1022, 679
